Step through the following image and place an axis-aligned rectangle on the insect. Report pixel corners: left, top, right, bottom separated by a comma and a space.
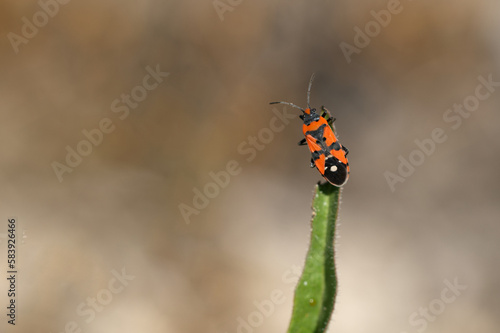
270, 74, 350, 186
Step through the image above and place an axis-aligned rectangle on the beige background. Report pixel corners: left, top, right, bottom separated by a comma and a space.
1, 0, 499, 332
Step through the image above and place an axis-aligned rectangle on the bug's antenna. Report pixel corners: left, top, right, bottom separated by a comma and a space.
269, 101, 305, 112
307, 73, 315, 109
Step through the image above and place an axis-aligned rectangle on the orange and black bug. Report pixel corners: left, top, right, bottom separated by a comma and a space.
270, 74, 350, 186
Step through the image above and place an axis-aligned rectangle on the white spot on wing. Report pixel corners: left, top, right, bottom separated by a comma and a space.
329, 165, 338, 172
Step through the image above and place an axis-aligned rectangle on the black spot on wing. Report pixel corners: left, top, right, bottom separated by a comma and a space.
311, 150, 322, 161
323, 156, 348, 186
329, 141, 341, 151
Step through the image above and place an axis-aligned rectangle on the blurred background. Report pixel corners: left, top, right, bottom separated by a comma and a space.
1, 0, 499, 332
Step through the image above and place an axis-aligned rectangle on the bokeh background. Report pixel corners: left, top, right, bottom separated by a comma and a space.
1, 0, 499, 332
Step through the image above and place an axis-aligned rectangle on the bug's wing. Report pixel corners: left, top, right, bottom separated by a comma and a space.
304, 134, 326, 173
304, 134, 321, 151
323, 157, 349, 187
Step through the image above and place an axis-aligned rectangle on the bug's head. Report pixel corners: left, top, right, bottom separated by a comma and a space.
303, 107, 316, 115
301, 109, 320, 125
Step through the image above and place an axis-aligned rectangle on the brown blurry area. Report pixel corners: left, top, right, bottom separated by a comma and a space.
0, 0, 499, 332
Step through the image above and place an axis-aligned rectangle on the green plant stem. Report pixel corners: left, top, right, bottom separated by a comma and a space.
287, 182, 341, 333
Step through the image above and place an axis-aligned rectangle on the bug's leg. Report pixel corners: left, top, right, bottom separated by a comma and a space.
321, 106, 338, 132
321, 106, 336, 126
298, 138, 307, 146
342, 145, 349, 156
320, 106, 333, 119
299, 114, 304, 120
310, 158, 315, 168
